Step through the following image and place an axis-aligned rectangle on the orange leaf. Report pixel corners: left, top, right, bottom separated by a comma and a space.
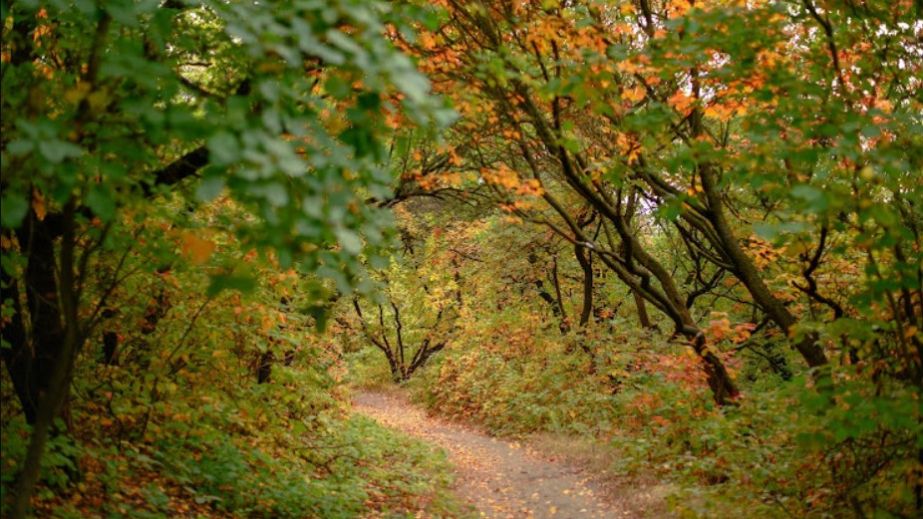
668, 90, 695, 115
622, 85, 646, 104
32, 190, 46, 221
180, 232, 215, 265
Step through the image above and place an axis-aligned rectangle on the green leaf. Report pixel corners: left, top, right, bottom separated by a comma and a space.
307, 305, 330, 332
396, 69, 431, 104
326, 29, 364, 56
753, 221, 810, 240
656, 197, 683, 222
325, 76, 351, 100
0, 193, 29, 228
335, 228, 363, 254
790, 185, 828, 212
207, 132, 241, 166
196, 175, 226, 202
207, 274, 257, 297
6, 139, 33, 156
86, 186, 116, 221
262, 183, 288, 207
38, 140, 83, 163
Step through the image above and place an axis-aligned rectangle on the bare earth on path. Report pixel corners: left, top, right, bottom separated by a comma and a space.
352, 390, 644, 519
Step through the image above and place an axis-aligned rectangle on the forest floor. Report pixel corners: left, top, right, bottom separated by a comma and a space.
352, 390, 668, 519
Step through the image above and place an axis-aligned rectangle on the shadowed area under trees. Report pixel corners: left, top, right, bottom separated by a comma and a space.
2, 1, 921, 518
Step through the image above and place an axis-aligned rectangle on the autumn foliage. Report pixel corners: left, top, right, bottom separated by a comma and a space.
2, 0, 922, 518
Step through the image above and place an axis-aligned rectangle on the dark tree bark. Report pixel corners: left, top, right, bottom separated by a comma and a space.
257, 350, 274, 384
633, 290, 653, 330
507, 111, 740, 405
102, 332, 119, 366
352, 291, 453, 383
0, 245, 35, 423
575, 243, 593, 327
3, 210, 68, 425
550, 256, 569, 327
11, 199, 84, 519
697, 163, 828, 368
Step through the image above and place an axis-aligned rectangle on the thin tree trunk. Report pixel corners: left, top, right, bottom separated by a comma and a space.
0, 249, 34, 422
698, 164, 828, 368
691, 331, 739, 405
257, 350, 274, 383
11, 200, 82, 519
551, 256, 569, 329
575, 244, 593, 327
12, 210, 68, 424
633, 290, 654, 329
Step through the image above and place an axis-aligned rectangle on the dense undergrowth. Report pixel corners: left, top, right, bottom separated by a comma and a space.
0, 201, 463, 518
349, 301, 921, 518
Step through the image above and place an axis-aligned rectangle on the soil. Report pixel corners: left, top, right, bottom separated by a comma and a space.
352, 390, 651, 519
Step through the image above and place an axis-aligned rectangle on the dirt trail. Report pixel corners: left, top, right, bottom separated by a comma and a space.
352, 391, 633, 519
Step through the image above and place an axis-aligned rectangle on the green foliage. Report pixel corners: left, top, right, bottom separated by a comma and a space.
148, 415, 459, 518
346, 346, 396, 390
0, 419, 81, 503
1, 0, 452, 297
411, 305, 618, 436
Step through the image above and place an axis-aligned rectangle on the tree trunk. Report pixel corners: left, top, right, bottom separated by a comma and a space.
102, 331, 119, 365
550, 256, 569, 330
633, 290, 654, 330
257, 350, 274, 383
0, 259, 34, 423
691, 332, 739, 405
10, 330, 79, 519
4, 210, 68, 424
575, 243, 593, 327
11, 201, 82, 519
698, 164, 828, 368
531, 184, 741, 405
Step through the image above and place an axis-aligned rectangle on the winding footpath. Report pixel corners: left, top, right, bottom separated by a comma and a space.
352, 391, 634, 519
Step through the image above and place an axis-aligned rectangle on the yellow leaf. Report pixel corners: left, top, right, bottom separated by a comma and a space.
622, 85, 646, 103
905, 326, 918, 339
616, 59, 641, 75
64, 81, 91, 105
32, 190, 46, 221
668, 0, 693, 18
704, 103, 730, 121
615, 132, 640, 164
419, 31, 438, 50
261, 313, 274, 333
180, 232, 215, 265
88, 90, 110, 112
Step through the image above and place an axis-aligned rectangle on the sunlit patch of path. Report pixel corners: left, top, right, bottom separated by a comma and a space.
352, 391, 632, 519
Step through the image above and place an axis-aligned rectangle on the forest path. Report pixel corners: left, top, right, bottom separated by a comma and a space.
352, 390, 634, 519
